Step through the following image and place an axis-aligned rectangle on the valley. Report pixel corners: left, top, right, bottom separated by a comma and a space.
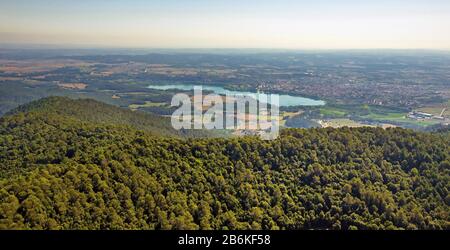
1, 50, 449, 132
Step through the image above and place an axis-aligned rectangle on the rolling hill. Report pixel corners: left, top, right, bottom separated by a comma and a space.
5, 96, 214, 138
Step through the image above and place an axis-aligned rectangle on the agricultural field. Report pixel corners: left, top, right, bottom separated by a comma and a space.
319, 106, 348, 118
417, 102, 449, 118
318, 118, 372, 128
362, 112, 441, 127
129, 101, 167, 110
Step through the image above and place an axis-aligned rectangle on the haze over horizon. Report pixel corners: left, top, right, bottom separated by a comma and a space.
1, 0, 450, 50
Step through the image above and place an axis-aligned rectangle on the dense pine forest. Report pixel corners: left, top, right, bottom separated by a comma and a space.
0, 97, 449, 229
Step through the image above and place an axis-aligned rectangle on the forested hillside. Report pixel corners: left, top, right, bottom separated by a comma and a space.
6, 96, 215, 138
0, 97, 449, 230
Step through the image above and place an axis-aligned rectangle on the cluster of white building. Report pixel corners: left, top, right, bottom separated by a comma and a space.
407, 110, 445, 120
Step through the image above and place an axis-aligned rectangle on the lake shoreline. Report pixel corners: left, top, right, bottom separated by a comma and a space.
147, 83, 326, 107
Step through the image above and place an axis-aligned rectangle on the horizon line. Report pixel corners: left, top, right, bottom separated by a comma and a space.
1, 43, 450, 52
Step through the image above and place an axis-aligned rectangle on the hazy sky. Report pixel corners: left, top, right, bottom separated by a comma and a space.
1, 0, 450, 49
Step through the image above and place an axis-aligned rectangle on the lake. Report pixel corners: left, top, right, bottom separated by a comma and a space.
147, 84, 325, 107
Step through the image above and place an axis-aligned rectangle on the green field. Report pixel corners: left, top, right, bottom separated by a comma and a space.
129, 101, 167, 110
317, 104, 442, 128
363, 112, 440, 127
319, 107, 348, 117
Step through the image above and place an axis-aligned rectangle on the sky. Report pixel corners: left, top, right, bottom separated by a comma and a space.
1, 0, 450, 49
